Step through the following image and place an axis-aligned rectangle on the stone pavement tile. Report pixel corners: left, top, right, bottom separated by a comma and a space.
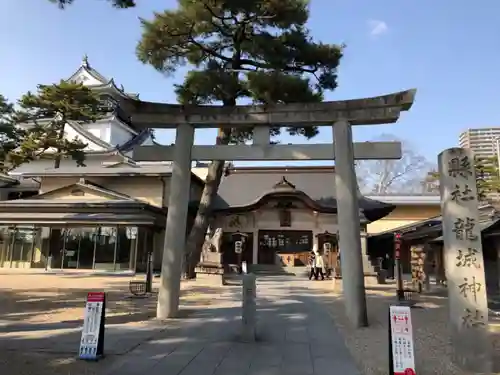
213, 342, 255, 375
310, 341, 352, 360
285, 324, 309, 343
176, 342, 233, 375
313, 357, 361, 375
102, 276, 361, 375
280, 343, 314, 375
148, 342, 206, 375
249, 344, 283, 368
247, 366, 282, 375
258, 322, 285, 342
102, 337, 186, 374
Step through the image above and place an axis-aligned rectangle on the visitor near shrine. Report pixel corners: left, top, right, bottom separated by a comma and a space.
314, 251, 326, 280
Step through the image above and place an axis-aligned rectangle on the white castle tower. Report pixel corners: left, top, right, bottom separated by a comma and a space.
14, 55, 156, 172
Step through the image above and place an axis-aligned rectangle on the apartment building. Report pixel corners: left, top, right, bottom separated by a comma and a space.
459, 127, 500, 157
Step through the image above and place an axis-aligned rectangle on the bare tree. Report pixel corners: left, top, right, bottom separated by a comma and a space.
356, 134, 434, 195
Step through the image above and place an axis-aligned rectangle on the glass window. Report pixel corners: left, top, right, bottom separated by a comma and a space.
48, 227, 65, 269
79, 228, 96, 269
59, 227, 96, 269
30, 227, 46, 268
115, 226, 137, 270
62, 228, 81, 269
94, 226, 117, 270
135, 227, 153, 273
0, 226, 10, 265
10, 226, 35, 264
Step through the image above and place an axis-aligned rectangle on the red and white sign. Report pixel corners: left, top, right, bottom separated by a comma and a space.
79, 292, 105, 360
390, 305, 416, 375
394, 233, 402, 260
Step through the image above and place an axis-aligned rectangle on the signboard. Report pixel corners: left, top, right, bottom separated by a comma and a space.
79, 292, 106, 361
394, 232, 402, 260
389, 305, 416, 375
438, 148, 491, 371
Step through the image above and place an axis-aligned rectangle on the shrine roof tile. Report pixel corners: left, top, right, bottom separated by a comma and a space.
212, 168, 394, 222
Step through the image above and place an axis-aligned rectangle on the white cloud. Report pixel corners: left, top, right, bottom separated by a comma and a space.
367, 19, 388, 37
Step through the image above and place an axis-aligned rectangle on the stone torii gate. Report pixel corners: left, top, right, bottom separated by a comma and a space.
124, 89, 416, 328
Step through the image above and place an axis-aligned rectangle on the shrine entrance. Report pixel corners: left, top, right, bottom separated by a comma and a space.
258, 230, 313, 266
124, 88, 417, 326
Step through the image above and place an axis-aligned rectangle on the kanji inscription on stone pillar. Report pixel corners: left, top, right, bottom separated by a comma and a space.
438, 147, 491, 373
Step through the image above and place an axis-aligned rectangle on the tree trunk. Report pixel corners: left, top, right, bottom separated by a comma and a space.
183, 128, 232, 278
53, 122, 65, 169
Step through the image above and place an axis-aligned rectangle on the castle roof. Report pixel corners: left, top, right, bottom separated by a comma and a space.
66, 55, 139, 100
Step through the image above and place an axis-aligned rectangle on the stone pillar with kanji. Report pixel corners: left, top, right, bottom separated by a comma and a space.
438, 147, 491, 373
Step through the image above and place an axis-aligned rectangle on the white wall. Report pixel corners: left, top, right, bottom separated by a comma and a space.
72, 70, 105, 86
109, 118, 135, 146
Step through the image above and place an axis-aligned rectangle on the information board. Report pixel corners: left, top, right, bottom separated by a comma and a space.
389, 305, 416, 375
79, 292, 106, 360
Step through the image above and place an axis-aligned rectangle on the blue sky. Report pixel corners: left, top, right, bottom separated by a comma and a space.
1, 0, 499, 167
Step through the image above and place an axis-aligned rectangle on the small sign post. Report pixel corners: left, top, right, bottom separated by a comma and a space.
241, 273, 256, 342
79, 292, 106, 361
394, 232, 404, 301
388, 305, 416, 375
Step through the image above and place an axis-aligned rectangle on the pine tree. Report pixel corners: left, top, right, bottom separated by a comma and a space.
49, 0, 135, 8
0, 95, 25, 173
137, 0, 343, 277
426, 155, 500, 201
16, 81, 108, 169
475, 155, 500, 201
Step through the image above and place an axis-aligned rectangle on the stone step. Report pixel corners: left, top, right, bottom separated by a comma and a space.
251, 265, 294, 276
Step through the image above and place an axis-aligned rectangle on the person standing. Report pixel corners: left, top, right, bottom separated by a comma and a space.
314, 251, 325, 280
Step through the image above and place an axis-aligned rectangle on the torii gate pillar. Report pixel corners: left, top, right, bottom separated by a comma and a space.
333, 120, 368, 327
156, 124, 194, 319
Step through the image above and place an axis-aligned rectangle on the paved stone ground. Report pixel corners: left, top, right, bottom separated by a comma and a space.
0, 271, 360, 375
0, 271, 238, 375
103, 275, 360, 375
